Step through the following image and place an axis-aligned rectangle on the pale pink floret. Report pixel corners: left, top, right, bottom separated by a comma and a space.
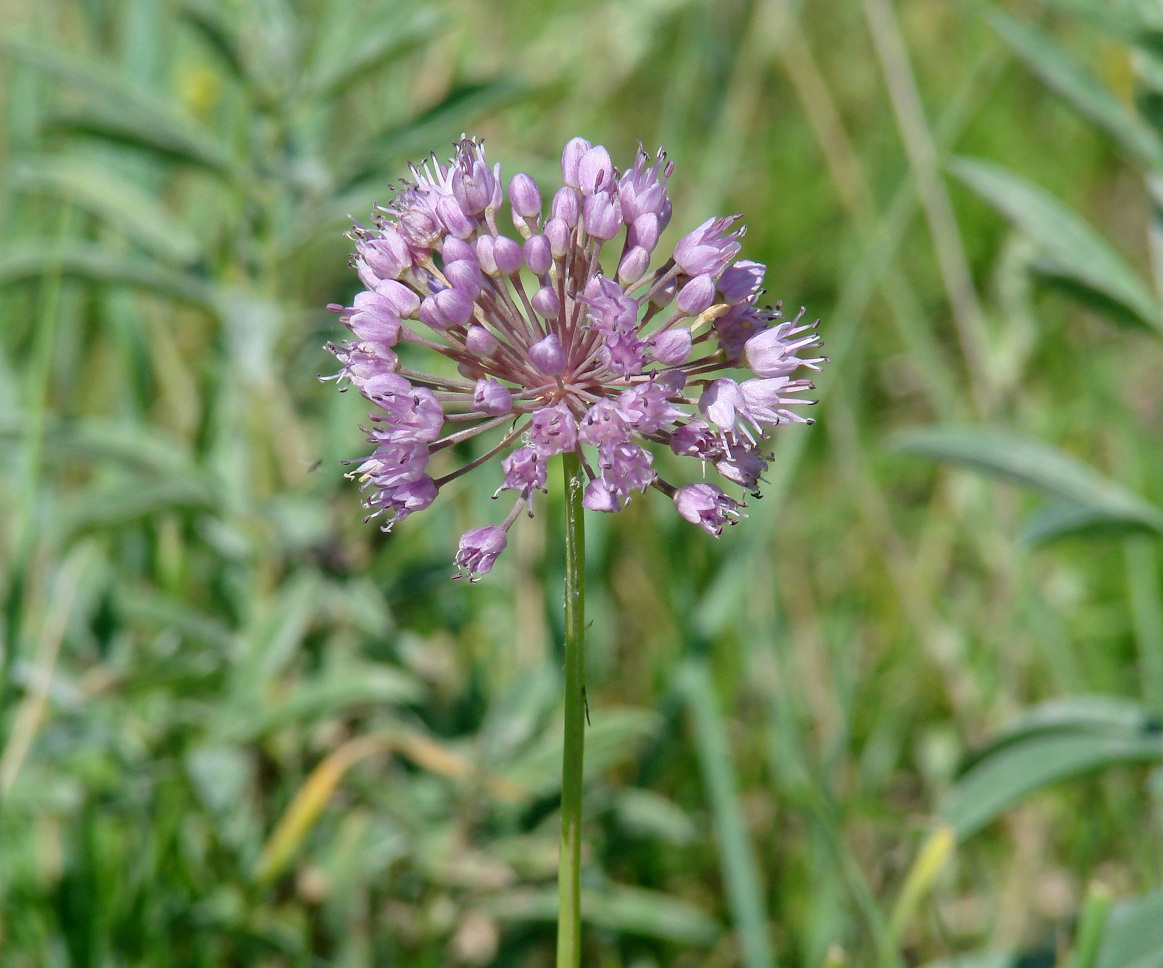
455, 526, 507, 580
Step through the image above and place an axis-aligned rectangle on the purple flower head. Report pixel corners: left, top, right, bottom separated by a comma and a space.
326, 136, 823, 574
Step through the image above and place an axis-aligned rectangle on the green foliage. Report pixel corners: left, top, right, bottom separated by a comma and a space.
2, 0, 1162, 966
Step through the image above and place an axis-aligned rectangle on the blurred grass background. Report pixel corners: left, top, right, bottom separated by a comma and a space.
2, 0, 1163, 965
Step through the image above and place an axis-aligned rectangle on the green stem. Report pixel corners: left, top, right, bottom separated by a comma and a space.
556, 450, 586, 968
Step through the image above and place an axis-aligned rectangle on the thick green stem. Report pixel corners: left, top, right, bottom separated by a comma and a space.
556, 450, 586, 968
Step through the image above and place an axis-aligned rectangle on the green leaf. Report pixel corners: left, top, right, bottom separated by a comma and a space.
1096, 889, 1163, 968
304, 6, 439, 100
984, 696, 1161, 747
0, 415, 199, 477
487, 884, 720, 946
919, 953, 1041, 968
226, 662, 426, 741
47, 104, 239, 179
612, 788, 699, 845
0, 241, 218, 312
988, 9, 1163, 170
335, 79, 528, 196
1021, 497, 1163, 544
10, 156, 202, 265
949, 157, 1161, 334
1037, 0, 1156, 44
178, 0, 249, 84
115, 587, 235, 650
676, 659, 775, 968
943, 730, 1163, 840
55, 476, 219, 538
893, 427, 1163, 540
500, 708, 660, 796
2, 36, 244, 180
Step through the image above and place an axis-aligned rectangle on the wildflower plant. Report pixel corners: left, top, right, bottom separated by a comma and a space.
326, 135, 823, 964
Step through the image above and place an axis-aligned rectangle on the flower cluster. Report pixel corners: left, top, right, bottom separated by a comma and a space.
326, 137, 824, 579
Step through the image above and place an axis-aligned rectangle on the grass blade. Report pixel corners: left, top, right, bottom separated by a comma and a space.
0, 241, 217, 311
1095, 889, 1163, 968
893, 426, 1163, 538
989, 9, 1163, 170
949, 157, 1161, 334
676, 658, 775, 968
488, 885, 720, 945
10, 155, 202, 265
943, 730, 1163, 840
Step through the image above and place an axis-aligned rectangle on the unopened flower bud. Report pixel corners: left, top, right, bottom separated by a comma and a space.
492, 236, 524, 275
436, 195, 475, 240
652, 328, 693, 365
617, 246, 651, 286
524, 235, 553, 276
578, 145, 613, 196
530, 333, 566, 375
545, 218, 571, 259
583, 192, 622, 241
561, 137, 591, 188
376, 279, 421, 317
677, 274, 716, 316
532, 285, 561, 318
465, 324, 499, 356
509, 173, 542, 219
552, 187, 580, 227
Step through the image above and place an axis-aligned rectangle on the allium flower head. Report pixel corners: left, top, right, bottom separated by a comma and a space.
326, 136, 825, 579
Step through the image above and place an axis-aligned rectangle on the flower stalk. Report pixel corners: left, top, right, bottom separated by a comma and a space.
556, 449, 586, 967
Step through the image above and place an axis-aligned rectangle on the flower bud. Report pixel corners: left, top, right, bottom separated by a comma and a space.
652, 328, 693, 365
617, 246, 650, 287
561, 137, 591, 188
530, 333, 566, 375
552, 187, 581, 227
376, 279, 421, 317
524, 235, 553, 276
578, 145, 613, 195
509, 173, 542, 219
532, 284, 561, 318
492, 236, 524, 275
464, 324, 499, 356
419, 288, 474, 330
544, 218, 571, 259
583, 191, 622, 241
677, 274, 716, 316
436, 195, 475, 239
473, 378, 513, 415
444, 259, 482, 294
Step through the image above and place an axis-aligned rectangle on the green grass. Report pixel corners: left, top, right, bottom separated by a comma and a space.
2, 0, 1163, 966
